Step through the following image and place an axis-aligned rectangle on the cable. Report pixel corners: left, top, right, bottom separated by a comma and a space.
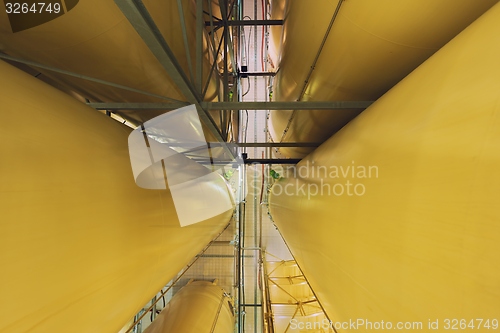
242, 77, 251, 96
241, 15, 253, 68
243, 110, 249, 151
261, 0, 265, 72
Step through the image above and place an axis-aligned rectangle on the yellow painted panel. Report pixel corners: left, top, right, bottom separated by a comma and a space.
0, 0, 219, 125
0, 60, 233, 333
269, 0, 499, 157
269, 3, 500, 330
268, 0, 286, 70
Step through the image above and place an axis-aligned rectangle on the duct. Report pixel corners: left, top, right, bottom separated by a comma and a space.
0, 0, 220, 126
144, 281, 234, 333
268, 0, 499, 157
0, 60, 234, 333
269, 1, 500, 326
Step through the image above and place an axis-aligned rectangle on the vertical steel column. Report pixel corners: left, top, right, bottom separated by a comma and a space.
237, 162, 247, 333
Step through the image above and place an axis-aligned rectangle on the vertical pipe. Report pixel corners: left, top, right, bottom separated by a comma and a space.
222, 0, 230, 140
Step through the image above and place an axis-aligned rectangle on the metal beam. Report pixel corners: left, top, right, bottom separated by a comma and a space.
218, 0, 238, 142
204, 0, 222, 103
87, 101, 373, 110
236, 142, 319, 148
88, 102, 190, 110
114, 0, 198, 102
202, 31, 224, 99
206, 19, 284, 26
114, 0, 232, 157
203, 101, 373, 110
244, 159, 301, 164
240, 72, 277, 77
0, 53, 182, 103
218, 0, 237, 78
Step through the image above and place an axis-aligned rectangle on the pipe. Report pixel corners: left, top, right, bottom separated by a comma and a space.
269, 2, 500, 325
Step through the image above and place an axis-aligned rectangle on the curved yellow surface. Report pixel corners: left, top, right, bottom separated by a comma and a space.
269, 0, 499, 157
269, 2, 500, 329
0, 60, 233, 333
144, 281, 234, 333
0, 0, 219, 125
268, 0, 286, 71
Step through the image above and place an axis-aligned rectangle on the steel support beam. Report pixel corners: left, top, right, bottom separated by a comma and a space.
218, 0, 238, 142
236, 142, 319, 148
202, 31, 224, 99
0, 53, 182, 102
114, 0, 233, 157
218, 0, 237, 78
206, 19, 284, 26
244, 159, 301, 164
115, 0, 234, 158
240, 72, 277, 77
114, 0, 198, 101
206, 101, 373, 110
88, 101, 373, 111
